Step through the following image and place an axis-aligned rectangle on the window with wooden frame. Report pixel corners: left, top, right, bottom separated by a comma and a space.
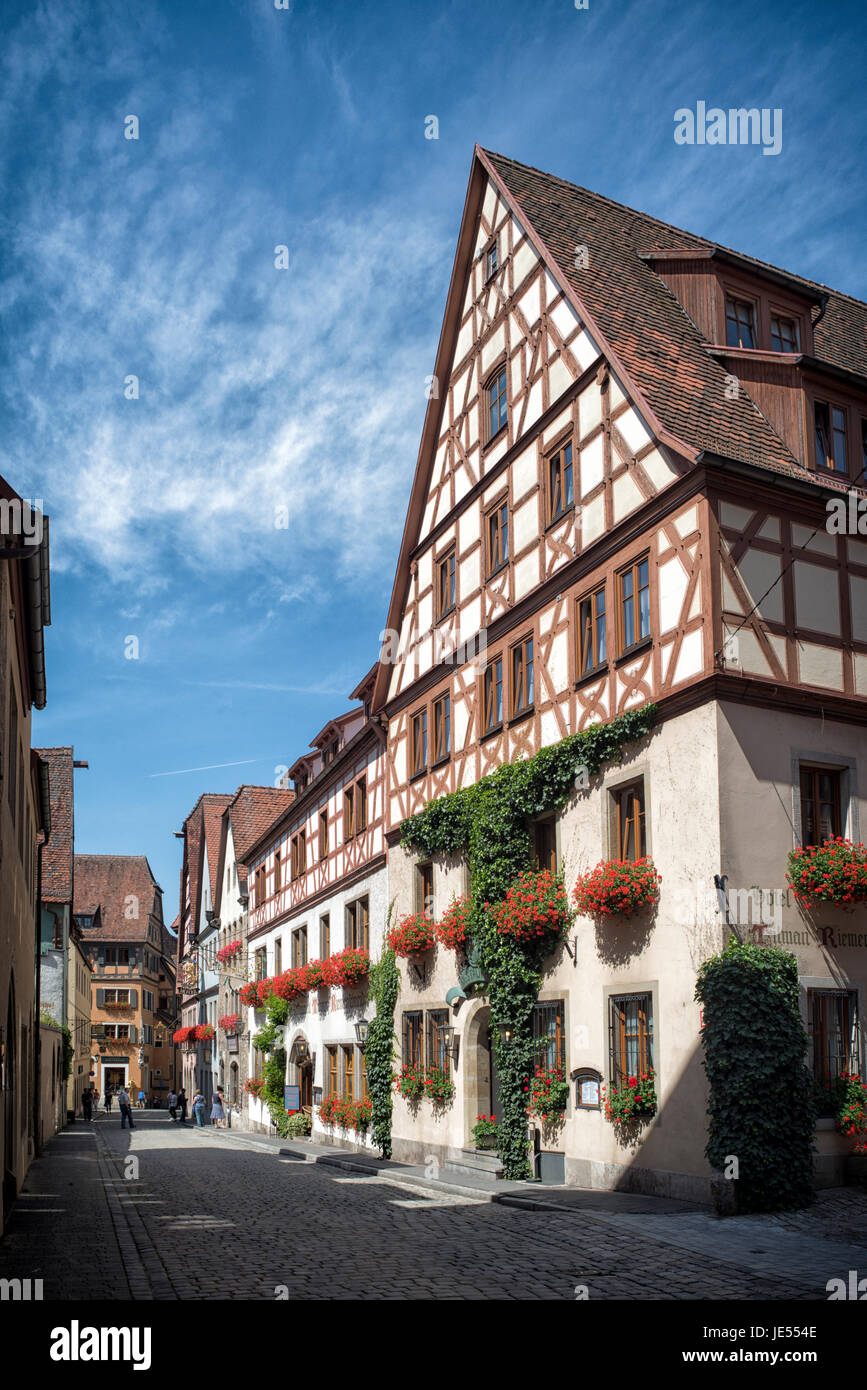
318, 810, 328, 860
533, 1001, 565, 1072
547, 438, 574, 523
799, 766, 842, 847
616, 555, 651, 653
609, 992, 653, 1090
273, 938, 282, 975
610, 779, 647, 862
416, 860, 434, 919
355, 776, 367, 832
725, 295, 757, 349
770, 313, 800, 353
343, 784, 355, 839
291, 830, 306, 879
483, 656, 503, 733
532, 818, 557, 875
486, 498, 509, 575
341, 1044, 355, 1101
411, 708, 428, 776
486, 366, 508, 440
577, 585, 606, 677
360, 1048, 368, 1100
427, 1010, 451, 1075
291, 926, 307, 969
485, 238, 498, 282
326, 1045, 338, 1097
346, 896, 369, 952
319, 914, 330, 959
433, 693, 451, 763
255, 948, 267, 981
254, 864, 266, 904
808, 989, 858, 1100
814, 401, 848, 473
403, 1011, 423, 1069
273, 848, 283, 894
437, 548, 456, 620
511, 636, 534, 718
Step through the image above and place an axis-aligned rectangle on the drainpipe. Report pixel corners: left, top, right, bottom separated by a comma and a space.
33, 755, 51, 1155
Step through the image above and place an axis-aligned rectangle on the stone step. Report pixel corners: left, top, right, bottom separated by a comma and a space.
444, 1147, 504, 1180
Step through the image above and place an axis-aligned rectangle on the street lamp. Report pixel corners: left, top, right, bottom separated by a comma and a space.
497, 1023, 514, 1044
294, 1038, 310, 1063
354, 1020, 369, 1047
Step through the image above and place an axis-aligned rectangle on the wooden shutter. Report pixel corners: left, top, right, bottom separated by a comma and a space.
96, 988, 105, 1008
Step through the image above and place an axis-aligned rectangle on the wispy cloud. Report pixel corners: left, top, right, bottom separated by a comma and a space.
148, 757, 263, 778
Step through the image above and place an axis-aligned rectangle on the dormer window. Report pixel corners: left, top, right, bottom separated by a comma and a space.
770, 313, 799, 353
815, 401, 848, 474
725, 296, 757, 349
485, 239, 499, 282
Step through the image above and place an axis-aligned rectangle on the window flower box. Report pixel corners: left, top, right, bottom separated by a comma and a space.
435, 896, 471, 951
572, 857, 661, 918
387, 913, 435, 957
303, 959, 327, 991
525, 1067, 569, 1122
423, 1065, 455, 1105
323, 947, 370, 988
172, 1026, 196, 1045
239, 981, 264, 1009
216, 940, 243, 964
194, 1023, 216, 1042
218, 1014, 242, 1034
492, 869, 572, 941
394, 1063, 426, 1101
604, 1070, 657, 1126
787, 838, 867, 907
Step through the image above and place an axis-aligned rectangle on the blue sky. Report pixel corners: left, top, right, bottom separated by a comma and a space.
3, 0, 865, 921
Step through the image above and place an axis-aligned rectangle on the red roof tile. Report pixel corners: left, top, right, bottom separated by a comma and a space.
73, 854, 163, 941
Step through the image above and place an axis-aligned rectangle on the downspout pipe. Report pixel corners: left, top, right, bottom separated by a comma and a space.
33, 755, 51, 1156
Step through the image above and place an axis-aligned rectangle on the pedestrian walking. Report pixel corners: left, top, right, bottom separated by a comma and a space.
82, 1088, 92, 1123
177, 1089, 188, 1125
137, 1089, 146, 1110
104, 1089, 113, 1113
118, 1086, 135, 1130
192, 1089, 206, 1127
211, 1087, 226, 1129
167, 1089, 178, 1121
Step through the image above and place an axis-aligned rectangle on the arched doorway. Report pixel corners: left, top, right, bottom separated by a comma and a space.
289, 1035, 313, 1111
463, 1004, 500, 1134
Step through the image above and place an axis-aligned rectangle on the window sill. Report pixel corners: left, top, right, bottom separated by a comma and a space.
480, 724, 504, 744
486, 561, 509, 583
615, 636, 653, 666
574, 663, 608, 689
435, 606, 456, 624
545, 504, 575, 534
409, 769, 428, 784
508, 705, 535, 728
483, 424, 508, 452
431, 755, 451, 771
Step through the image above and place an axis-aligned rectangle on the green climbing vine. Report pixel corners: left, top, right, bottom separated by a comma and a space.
366, 907, 400, 1157
400, 704, 657, 1179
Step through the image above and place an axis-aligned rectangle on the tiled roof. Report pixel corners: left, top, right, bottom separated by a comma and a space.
227, 784, 295, 865
35, 747, 74, 903
481, 150, 867, 480
73, 854, 162, 941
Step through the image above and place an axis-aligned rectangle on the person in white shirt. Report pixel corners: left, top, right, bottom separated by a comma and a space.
118, 1086, 135, 1130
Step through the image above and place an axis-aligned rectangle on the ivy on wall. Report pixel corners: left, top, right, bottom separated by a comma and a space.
366, 918, 400, 1157
695, 940, 815, 1212
400, 704, 657, 1179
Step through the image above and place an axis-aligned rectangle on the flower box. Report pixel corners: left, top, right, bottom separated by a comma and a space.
218, 1014, 242, 1034
324, 946, 370, 989
194, 1023, 215, 1042
435, 896, 471, 951
787, 837, 867, 907
572, 857, 661, 918
239, 981, 264, 1009
471, 1114, 499, 1150
244, 1078, 264, 1098
525, 1067, 569, 1122
172, 1026, 196, 1045
492, 869, 572, 941
387, 913, 435, 957
216, 940, 243, 964
604, 1071, 657, 1126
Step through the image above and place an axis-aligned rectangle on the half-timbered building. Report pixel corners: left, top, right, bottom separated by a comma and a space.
243, 670, 388, 1140
376, 147, 867, 1198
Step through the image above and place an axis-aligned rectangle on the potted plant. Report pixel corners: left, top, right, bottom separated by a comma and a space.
387, 912, 436, 957
492, 869, 573, 942
572, 857, 662, 918
787, 838, 867, 907
423, 1065, 455, 1105
604, 1070, 657, 1126
471, 1114, 499, 1150
244, 1078, 264, 1098
285, 1109, 312, 1138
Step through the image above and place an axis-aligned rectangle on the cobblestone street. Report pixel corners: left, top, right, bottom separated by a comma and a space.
2, 1114, 866, 1301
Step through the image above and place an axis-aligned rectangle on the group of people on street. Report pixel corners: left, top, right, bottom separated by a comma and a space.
165, 1086, 227, 1128
80, 1084, 152, 1125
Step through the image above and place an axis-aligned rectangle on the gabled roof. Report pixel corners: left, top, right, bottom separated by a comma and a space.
35, 746, 74, 903
73, 854, 162, 941
372, 145, 867, 713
